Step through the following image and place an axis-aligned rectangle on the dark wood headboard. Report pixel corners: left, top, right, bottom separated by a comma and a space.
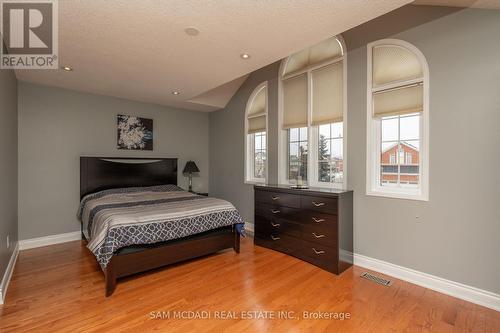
80, 157, 178, 198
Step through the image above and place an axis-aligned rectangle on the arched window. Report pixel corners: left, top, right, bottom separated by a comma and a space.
366, 39, 429, 200
279, 35, 346, 188
245, 82, 268, 183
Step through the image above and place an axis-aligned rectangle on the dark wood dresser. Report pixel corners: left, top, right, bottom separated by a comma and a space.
254, 185, 353, 274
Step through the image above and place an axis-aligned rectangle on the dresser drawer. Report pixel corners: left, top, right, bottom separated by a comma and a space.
295, 239, 338, 273
300, 224, 337, 247
301, 211, 337, 227
254, 232, 298, 254
300, 195, 338, 215
255, 190, 300, 208
256, 203, 302, 225
255, 216, 285, 233
254, 216, 302, 238
255, 225, 338, 273
254, 236, 287, 254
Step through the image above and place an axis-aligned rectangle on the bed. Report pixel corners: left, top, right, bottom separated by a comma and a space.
79, 157, 243, 296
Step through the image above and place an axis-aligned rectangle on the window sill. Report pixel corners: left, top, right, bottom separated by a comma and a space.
279, 180, 304, 187
366, 189, 428, 201
280, 180, 345, 190
311, 182, 345, 190
245, 180, 266, 185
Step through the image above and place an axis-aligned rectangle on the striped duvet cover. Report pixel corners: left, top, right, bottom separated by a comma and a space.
77, 185, 244, 269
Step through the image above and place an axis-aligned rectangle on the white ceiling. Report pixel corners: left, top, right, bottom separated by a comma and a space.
413, 0, 500, 9
187, 75, 248, 109
14, 0, 413, 112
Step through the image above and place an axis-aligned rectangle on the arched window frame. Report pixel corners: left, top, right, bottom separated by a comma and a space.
244, 81, 268, 184
366, 39, 429, 201
278, 35, 348, 189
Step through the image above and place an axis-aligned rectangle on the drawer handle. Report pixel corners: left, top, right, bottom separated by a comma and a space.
312, 248, 325, 255
270, 209, 281, 214
312, 201, 326, 207
312, 217, 325, 223
271, 235, 280, 241
312, 232, 325, 238
271, 196, 280, 200
270, 222, 280, 227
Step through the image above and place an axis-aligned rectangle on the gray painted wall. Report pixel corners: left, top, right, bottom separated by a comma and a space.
18, 82, 210, 240
209, 7, 500, 293
0, 65, 18, 279
210, 62, 280, 224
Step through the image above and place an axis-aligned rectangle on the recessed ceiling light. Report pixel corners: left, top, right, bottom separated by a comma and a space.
184, 27, 200, 36
61, 66, 73, 71
240, 53, 250, 59
172, 91, 180, 95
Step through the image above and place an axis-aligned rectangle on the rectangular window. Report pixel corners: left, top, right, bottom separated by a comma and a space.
288, 127, 308, 181
253, 132, 266, 179
399, 148, 405, 164
380, 113, 420, 189
318, 122, 343, 184
405, 152, 412, 165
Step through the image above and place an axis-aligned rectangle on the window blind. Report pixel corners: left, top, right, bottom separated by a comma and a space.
284, 37, 343, 76
373, 45, 423, 87
373, 84, 423, 118
247, 87, 266, 117
282, 73, 308, 129
248, 115, 266, 134
247, 87, 266, 133
311, 62, 343, 125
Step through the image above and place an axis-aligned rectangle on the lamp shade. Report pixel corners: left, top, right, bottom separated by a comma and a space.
183, 161, 200, 174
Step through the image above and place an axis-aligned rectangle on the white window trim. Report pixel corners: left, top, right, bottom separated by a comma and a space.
366, 39, 429, 201
244, 82, 268, 185
278, 36, 347, 189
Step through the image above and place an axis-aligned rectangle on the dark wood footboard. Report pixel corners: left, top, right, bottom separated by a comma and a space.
103, 226, 240, 297
233, 229, 240, 253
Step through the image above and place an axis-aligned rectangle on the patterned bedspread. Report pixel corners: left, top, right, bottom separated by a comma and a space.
77, 185, 244, 269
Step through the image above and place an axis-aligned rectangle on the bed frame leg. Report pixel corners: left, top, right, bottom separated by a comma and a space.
105, 260, 117, 297
233, 231, 240, 253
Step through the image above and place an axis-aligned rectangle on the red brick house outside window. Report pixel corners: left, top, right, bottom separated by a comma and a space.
380, 142, 419, 185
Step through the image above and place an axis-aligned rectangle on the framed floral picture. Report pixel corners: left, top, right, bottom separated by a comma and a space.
117, 115, 153, 150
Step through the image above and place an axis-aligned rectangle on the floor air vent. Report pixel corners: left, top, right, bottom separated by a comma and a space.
361, 272, 392, 286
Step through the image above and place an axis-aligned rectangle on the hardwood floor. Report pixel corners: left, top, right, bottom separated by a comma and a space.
1, 237, 498, 332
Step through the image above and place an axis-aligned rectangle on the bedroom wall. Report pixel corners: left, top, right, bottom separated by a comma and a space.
343, 5, 500, 295
209, 6, 500, 294
0, 58, 18, 281
18, 82, 210, 240
209, 62, 280, 225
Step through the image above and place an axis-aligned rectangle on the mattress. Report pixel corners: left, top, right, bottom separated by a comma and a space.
77, 185, 244, 269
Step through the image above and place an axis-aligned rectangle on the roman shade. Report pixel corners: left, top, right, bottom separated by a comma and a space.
373, 84, 423, 117
248, 115, 266, 134
311, 62, 343, 125
282, 73, 308, 129
284, 36, 343, 76
247, 87, 266, 117
372, 45, 423, 87
247, 86, 267, 134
